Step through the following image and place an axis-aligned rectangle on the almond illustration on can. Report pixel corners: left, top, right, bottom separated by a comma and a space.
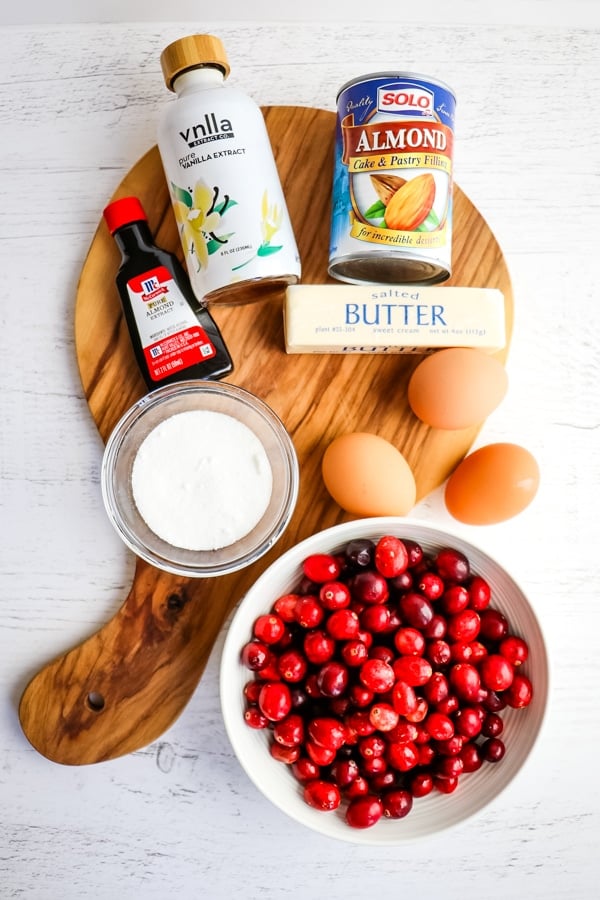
384, 173, 436, 231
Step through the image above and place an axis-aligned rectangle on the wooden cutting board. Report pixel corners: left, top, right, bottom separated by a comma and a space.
19, 106, 513, 765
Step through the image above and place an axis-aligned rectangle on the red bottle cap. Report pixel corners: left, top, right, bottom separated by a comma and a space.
103, 196, 147, 234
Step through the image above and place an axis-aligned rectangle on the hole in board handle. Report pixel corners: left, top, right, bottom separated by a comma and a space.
87, 692, 105, 712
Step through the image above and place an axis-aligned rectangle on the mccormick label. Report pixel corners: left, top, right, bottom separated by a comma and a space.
329, 72, 456, 286
126, 266, 216, 382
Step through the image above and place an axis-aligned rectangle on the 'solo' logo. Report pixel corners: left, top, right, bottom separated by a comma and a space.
378, 83, 434, 116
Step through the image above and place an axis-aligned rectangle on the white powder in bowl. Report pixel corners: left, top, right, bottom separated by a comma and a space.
131, 410, 273, 551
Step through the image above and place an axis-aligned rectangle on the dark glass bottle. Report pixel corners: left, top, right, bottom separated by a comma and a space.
103, 196, 233, 390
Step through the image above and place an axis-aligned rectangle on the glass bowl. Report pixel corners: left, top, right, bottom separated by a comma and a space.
220, 517, 549, 844
101, 380, 299, 577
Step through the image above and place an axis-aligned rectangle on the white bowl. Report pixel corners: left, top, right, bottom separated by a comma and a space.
220, 517, 549, 844
101, 380, 299, 577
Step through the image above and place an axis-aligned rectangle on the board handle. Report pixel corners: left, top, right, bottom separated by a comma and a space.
18, 559, 234, 765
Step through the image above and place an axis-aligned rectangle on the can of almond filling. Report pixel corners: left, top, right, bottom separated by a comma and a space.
329, 72, 456, 286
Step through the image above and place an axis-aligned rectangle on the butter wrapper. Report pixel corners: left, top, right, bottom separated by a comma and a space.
284, 285, 506, 354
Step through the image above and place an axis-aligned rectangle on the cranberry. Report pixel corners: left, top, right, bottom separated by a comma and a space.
390, 570, 413, 591
482, 737, 506, 762
399, 592, 434, 628
410, 772, 434, 797
345, 795, 384, 828
326, 608, 361, 640
316, 661, 349, 697
417, 743, 436, 766
273, 593, 300, 622
304, 780, 341, 811
277, 649, 308, 683
394, 626, 426, 656
424, 711, 454, 741
506, 673, 533, 708
392, 656, 433, 687
435, 755, 464, 779
297, 595, 328, 629
270, 742, 300, 764
387, 740, 419, 772
427, 639, 452, 667
403, 539, 424, 568
370, 770, 397, 792
480, 654, 514, 692
347, 683, 373, 707
382, 788, 413, 819
351, 570, 389, 605
345, 710, 376, 737
341, 639, 369, 667
302, 553, 342, 583
449, 663, 481, 701
391, 680, 418, 716
291, 756, 320, 782
479, 608, 509, 642
387, 720, 418, 744
303, 630, 335, 665
434, 735, 464, 756
468, 575, 491, 610
482, 689, 508, 712
330, 758, 359, 788
499, 635, 529, 666
435, 547, 470, 583
244, 708, 269, 729
374, 535, 409, 577
258, 682, 292, 721
422, 671, 450, 705
417, 572, 445, 600
308, 717, 346, 751
361, 754, 388, 777
319, 580, 351, 610
460, 742, 483, 773
360, 604, 391, 633
404, 696, 429, 723
305, 742, 336, 766
359, 658, 395, 693
447, 609, 480, 642
243, 680, 262, 704
481, 712, 504, 737
434, 775, 459, 794
241, 640, 273, 671
345, 539, 376, 569
423, 613, 447, 639
252, 613, 285, 644
454, 706, 483, 739
440, 585, 470, 615
345, 775, 370, 798
369, 703, 399, 732
273, 714, 305, 747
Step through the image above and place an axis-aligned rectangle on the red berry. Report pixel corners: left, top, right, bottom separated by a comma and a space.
479, 608, 509, 642
351, 570, 390, 605
482, 737, 506, 762
460, 742, 483, 772
374, 535, 409, 578
447, 609, 480, 642
330, 758, 359, 788
394, 626, 426, 656
291, 757, 320, 782
307, 717, 346, 751
302, 553, 342, 583
499, 635, 529, 666
258, 682, 292, 721
449, 663, 481, 701
304, 780, 341, 811
441, 585, 470, 615
319, 580, 351, 610
303, 629, 335, 665
359, 658, 395, 693
505, 672, 533, 708
369, 702, 399, 731
341, 639, 369, 667
387, 740, 419, 772
417, 571, 445, 600
273, 593, 300, 622
244, 708, 269, 729
277, 649, 308, 683
468, 575, 491, 610
273, 714, 305, 747
435, 547, 470, 583
326, 608, 361, 640
410, 772, 434, 797
270, 742, 300, 764
305, 741, 336, 766
391, 680, 418, 716
316, 661, 349, 697
360, 604, 391, 633
345, 795, 384, 829
382, 788, 413, 819
253, 613, 285, 644
241, 640, 272, 671
480, 654, 514, 692
424, 711, 454, 741
294, 595, 324, 629
392, 656, 433, 687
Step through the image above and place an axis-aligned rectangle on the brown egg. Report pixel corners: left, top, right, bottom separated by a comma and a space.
408, 348, 509, 430
322, 432, 416, 516
445, 442, 540, 525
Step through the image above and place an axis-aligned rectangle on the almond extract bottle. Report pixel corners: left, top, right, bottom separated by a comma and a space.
103, 196, 233, 390
157, 34, 301, 304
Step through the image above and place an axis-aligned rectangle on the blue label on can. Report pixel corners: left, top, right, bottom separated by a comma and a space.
329, 73, 456, 285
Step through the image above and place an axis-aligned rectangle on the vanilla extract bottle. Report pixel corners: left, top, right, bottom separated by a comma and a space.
157, 34, 301, 304
103, 196, 233, 391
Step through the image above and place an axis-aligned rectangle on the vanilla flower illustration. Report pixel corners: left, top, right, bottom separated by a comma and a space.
171, 179, 232, 270
258, 190, 284, 255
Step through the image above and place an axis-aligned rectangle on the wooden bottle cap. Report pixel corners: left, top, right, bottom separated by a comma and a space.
160, 34, 230, 91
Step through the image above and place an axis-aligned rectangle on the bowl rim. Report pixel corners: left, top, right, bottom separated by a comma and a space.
219, 516, 550, 844
100, 380, 300, 577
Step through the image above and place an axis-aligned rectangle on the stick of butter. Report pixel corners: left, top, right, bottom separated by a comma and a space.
284, 285, 506, 354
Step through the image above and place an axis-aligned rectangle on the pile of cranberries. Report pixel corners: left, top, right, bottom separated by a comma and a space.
240, 536, 533, 830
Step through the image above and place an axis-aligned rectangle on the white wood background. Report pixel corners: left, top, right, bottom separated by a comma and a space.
1, 17, 599, 900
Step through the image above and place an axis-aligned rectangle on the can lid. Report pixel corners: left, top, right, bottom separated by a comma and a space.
160, 34, 230, 92
103, 197, 147, 234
